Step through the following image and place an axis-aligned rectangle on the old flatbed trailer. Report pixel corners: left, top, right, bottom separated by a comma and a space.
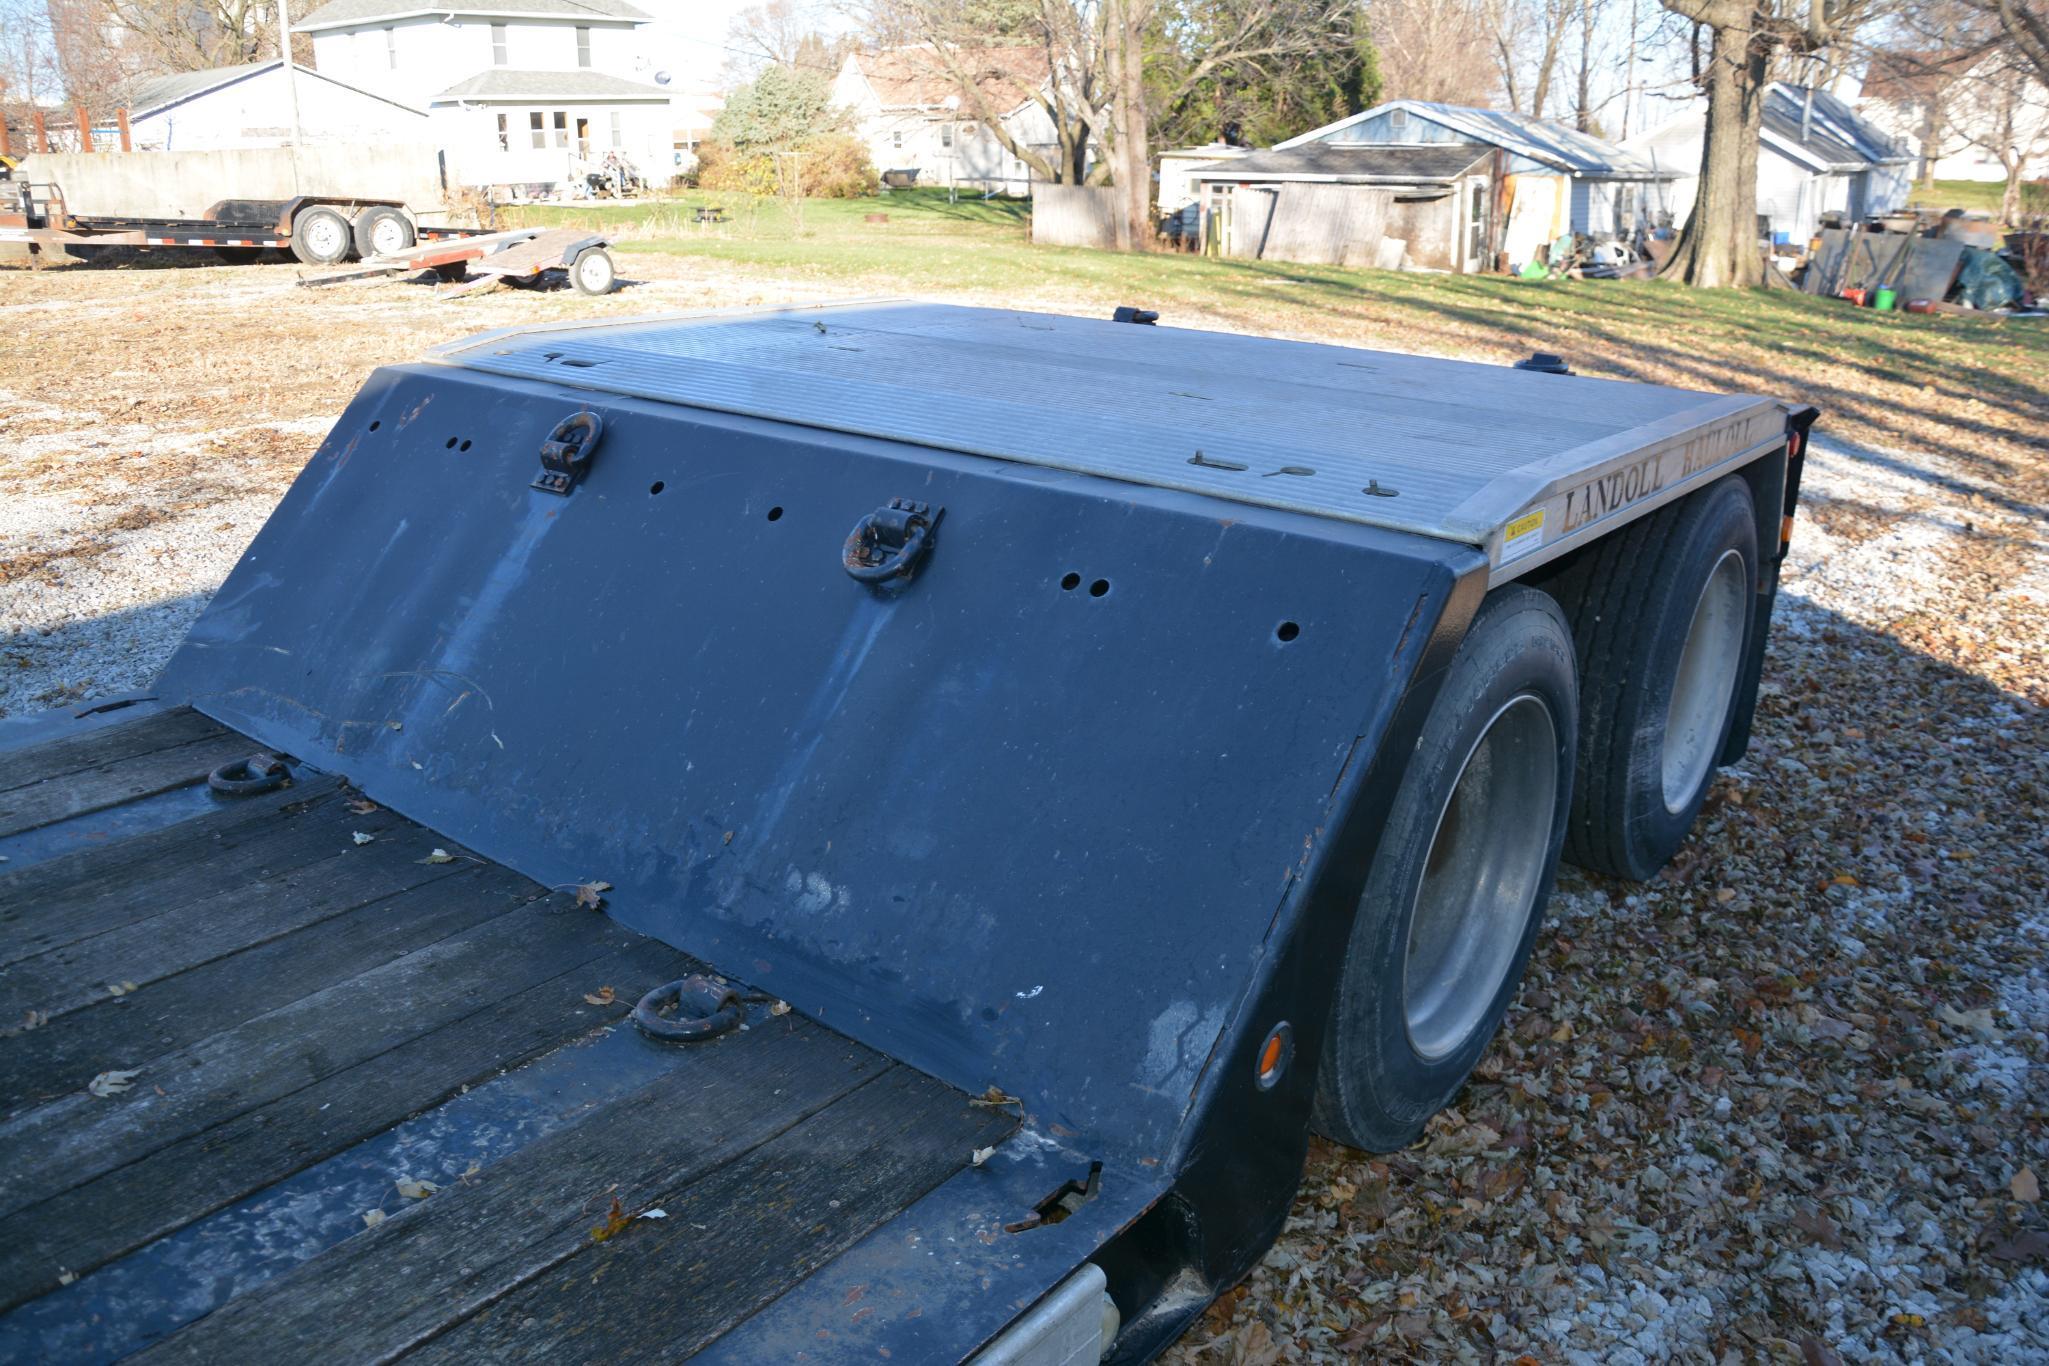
0, 303, 1816, 1363
1, 184, 481, 266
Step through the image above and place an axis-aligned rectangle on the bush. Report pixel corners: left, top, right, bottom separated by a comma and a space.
694, 133, 878, 200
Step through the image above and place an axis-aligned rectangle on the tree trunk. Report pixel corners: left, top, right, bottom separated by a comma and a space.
1659, 19, 1767, 287
1113, 0, 1151, 250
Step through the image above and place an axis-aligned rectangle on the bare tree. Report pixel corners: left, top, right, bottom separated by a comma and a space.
1946, 53, 2049, 221
1982, 0, 2049, 87
1484, 0, 1575, 115
100, 0, 292, 74
1372, 0, 1497, 104
1655, 0, 1875, 287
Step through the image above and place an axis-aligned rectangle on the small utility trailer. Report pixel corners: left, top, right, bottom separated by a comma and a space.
0, 303, 1816, 1363
297, 225, 619, 297
0, 182, 480, 266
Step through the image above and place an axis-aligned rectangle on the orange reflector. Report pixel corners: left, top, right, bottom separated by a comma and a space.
1781, 513, 1795, 546
1259, 1034, 1285, 1080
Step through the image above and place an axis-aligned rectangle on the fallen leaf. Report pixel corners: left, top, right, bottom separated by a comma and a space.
395, 1177, 438, 1200
21, 1009, 46, 1030
362, 1209, 387, 1229
1989, 1229, 2049, 1261
88, 1069, 141, 1097
590, 1195, 632, 1242
768, 999, 791, 1016
573, 880, 612, 910
420, 848, 456, 864
352, 831, 375, 846
971, 1085, 1023, 1111
638, 1208, 667, 1220
2013, 1167, 2040, 1203
970, 1145, 996, 1167
346, 797, 379, 815
57, 1271, 75, 1287
105, 981, 138, 997
583, 986, 617, 1006
1792, 1204, 1845, 1249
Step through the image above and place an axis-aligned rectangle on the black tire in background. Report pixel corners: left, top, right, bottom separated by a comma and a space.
289, 206, 354, 266
351, 206, 414, 260
1547, 475, 1759, 881
1312, 586, 1577, 1153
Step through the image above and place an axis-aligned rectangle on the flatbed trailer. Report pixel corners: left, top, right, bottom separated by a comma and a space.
0, 303, 1817, 1362
1, 184, 483, 266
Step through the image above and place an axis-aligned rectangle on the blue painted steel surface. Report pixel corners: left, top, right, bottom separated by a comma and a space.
153, 359, 1467, 1172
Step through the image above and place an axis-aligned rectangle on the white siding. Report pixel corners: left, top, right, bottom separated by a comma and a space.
130, 66, 426, 151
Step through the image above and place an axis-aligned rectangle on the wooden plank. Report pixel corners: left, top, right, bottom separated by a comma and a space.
0, 813, 474, 1032
0, 894, 650, 1219
404, 1067, 1014, 1363
0, 731, 270, 841
0, 779, 391, 969
0, 709, 225, 795
0, 860, 532, 1108
136, 1020, 891, 1363
1899, 237, 1967, 304
0, 915, 690, 1311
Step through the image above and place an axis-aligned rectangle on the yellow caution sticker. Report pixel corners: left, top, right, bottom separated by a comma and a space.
1501, 509, 1546, 561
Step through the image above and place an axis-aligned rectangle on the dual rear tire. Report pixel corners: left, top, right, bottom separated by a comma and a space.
1313, 476, 1759, 1151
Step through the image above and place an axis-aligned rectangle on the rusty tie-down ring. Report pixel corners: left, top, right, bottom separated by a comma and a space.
208, 753, 290, 796
631, 975, 743, 1043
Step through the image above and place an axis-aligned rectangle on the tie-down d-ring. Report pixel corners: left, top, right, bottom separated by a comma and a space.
631, 975, 743, 1042
208, 752, 290, 796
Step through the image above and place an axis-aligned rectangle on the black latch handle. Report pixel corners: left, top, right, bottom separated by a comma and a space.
844, 499, 943, 583
533, 410, 603, 495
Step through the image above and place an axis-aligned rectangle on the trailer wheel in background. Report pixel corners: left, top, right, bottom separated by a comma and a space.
1550, 475, 1758, 881
289, 206, 354, 266
352, 206, 414, 260
1312, 586, 1576, 1153
570, 247, 617, 295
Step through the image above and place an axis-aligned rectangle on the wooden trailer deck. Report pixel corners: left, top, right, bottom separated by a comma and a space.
0, 708, 1011, 1362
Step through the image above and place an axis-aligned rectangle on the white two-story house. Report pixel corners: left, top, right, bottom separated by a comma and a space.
833, 47, 1064, 195
300, 0, 674, 192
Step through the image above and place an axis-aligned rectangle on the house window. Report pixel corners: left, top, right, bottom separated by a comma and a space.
576, 26, 591, 67
1389, 107, 1407, 134
553, 110, 568, 149
530, 111, 546, 149
891, 129, 902, 148
385, 26, 397, 69
496, 113, 509, 151
491, 23, 507, 65
609, 111, 622, 148
941, 123, 953, 148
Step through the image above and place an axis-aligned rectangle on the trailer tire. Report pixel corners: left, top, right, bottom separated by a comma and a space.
289, 206, 354, 266
570, 246, 617, 295
1551, 475, 1757, 881
1312, 586, 1576, 1153
352, 206, 415, 260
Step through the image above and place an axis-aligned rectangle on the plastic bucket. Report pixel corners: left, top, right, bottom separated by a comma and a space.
1873, 287, 1897, 311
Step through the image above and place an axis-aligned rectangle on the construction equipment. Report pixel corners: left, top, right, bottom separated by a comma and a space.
0, 303, 1817, 1362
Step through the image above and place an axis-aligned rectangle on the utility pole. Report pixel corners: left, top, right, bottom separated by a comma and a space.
279, 0, 306, 192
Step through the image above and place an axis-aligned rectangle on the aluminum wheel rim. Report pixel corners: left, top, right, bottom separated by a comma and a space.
1403, 693, 1559, 1062
370, 216, 408, 255
304, 216, 345, 258
578, 253, 613, 291
1661, 548, 1746, 813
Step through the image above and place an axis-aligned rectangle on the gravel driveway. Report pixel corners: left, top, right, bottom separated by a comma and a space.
2, 255, 2043, 1362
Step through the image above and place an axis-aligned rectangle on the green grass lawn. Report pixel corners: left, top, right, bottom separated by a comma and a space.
503, 189, 2044, 493
1906, 177, 2049, 220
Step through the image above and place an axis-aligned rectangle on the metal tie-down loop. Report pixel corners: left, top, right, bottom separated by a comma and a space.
843, 498, 942, 584
632, 975, 743, 1043
208, 752, 290, 796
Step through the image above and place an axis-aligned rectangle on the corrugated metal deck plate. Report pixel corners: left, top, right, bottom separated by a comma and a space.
430, 301, 1786, 569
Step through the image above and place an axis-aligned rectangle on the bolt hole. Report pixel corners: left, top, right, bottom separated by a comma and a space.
1276, 621, 1300, 642
1088, 578, 1110, 598
368, 420, 381, 432
766, 506, 784, 521
458, 439, 472, 452
444, 437, 457, 449
1060, 572, 1081, 591
649, 480, 665, 495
